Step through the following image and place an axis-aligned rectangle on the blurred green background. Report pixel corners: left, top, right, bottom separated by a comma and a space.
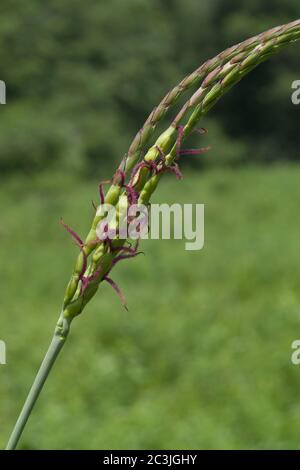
1, 0, 300, 449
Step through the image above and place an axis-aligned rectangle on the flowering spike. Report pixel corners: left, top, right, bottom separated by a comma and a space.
8, 19, 300, 452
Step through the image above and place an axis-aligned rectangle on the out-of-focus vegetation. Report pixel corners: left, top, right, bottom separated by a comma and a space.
1, 0, 300, 450
0, 0, 299, 175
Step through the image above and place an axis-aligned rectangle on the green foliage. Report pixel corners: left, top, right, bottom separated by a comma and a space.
0, 0, 299, 174
2, 164, 300, 449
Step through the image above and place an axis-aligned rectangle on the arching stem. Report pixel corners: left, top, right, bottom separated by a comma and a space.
5, 314, 71, 450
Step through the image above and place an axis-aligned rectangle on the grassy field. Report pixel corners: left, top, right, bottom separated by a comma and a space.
1, 163, 300, 449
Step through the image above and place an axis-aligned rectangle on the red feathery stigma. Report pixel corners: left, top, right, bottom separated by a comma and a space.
130, 157, 160, 188
80, 265, 103, 294
110, 238, 142, 265
156, 146, 166, 163
96, 178, 111, 205
60, 218, 89, 284
124, 184, 139, 205
175, 125, 210, 158
107, 243, 136, 255
106, 239, 132, 253
167, 163, 183, 180
112, 251, 144, 267
176, 125, 184, 159
113, 168, 126, 186
179, 146, 211, 156
149, 160, 159, 173
104, 275, 128, 311
99, 183, 105, 205
152, 146, 183, 180
60, 218, 84, 247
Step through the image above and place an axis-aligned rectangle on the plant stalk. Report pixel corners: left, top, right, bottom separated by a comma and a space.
6, 314, 71, 450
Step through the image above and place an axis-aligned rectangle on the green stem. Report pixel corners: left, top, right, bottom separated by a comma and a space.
5, 314, 71, 450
